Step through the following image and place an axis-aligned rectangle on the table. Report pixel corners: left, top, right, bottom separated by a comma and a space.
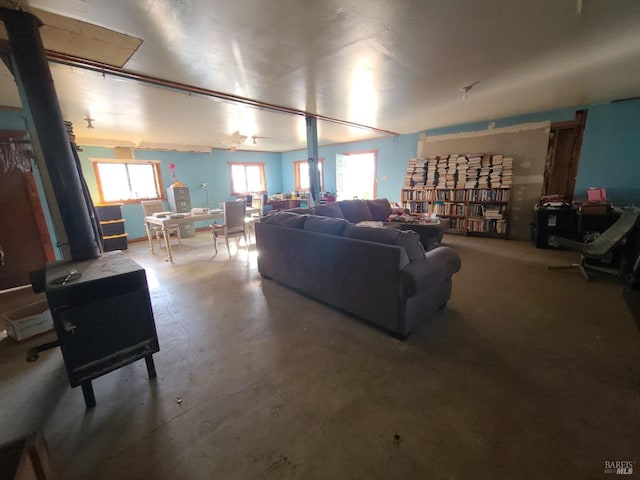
266, 199, 305, 211
144, 208, 258, 263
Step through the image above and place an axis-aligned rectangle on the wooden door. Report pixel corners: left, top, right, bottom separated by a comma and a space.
542, 110, 587, 201
0, 165, 55, 290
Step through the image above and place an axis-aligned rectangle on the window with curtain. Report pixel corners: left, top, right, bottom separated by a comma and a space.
92, 159, 162, 203
229, 162, 266, 194
294, 159, 324, 191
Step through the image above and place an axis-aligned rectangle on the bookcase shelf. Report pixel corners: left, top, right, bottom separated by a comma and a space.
401, 154, 513, 238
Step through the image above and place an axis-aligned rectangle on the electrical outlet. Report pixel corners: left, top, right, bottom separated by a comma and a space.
201, 183, 208, 189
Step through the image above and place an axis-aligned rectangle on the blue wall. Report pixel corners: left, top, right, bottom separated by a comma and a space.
0, 109, 27, 131
425, 107, 579, 136
280, 132, 420, 203
0, 108, 63, 258
279, 101, 640, 208
2, 98, 639, 246
77, 147, 282, 239
419, 100, 640, 206
574, 99, 640, 206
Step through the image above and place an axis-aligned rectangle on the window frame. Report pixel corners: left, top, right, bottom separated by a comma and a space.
228, 162, 267, 195
339, 149, 378, 199
294, 158, 324, 191
91, 158, 164, 204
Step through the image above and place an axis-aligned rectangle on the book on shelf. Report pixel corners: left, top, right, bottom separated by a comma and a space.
402, 153, 512, 237
483, 207, 503, 219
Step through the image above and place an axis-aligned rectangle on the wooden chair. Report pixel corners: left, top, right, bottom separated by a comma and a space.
141, 200, 181, 248
212, 201, 249, 256
244, 195, 265, 242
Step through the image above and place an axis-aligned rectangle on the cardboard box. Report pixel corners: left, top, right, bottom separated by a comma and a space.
1, 300, 53, 341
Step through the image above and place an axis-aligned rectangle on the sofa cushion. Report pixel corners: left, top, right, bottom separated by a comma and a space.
287, 207, 315, 215
313, 203, 344, 219
304, 216, 349, 236
338, 199, 373, 223
343, 224, 425, 262
366, 199, 392, 221
262, 211, 308, 228
343, 224, 410, 268
396, 229, 426, 261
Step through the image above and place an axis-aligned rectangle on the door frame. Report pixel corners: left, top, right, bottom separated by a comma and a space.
337, 149, 378, 199
544, 110, 587, 201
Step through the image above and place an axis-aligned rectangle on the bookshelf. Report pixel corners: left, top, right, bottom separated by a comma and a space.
401, 154, 512, 238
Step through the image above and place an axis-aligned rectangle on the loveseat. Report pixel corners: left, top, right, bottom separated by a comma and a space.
255, 205, 462, 337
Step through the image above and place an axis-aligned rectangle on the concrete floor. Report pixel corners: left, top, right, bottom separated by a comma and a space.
1, 233, 639, 479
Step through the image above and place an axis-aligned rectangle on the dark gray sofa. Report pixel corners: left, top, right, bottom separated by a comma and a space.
255, 210, 461, 337
288, 198, 448, 250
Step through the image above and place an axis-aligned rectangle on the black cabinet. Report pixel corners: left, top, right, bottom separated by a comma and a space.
578, 212, 619, 240
45, 251, 159, 408
95, 203, 128, 251
533, 206, 578, 248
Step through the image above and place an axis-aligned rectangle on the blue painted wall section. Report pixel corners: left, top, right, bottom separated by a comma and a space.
0, 108, 63, 258
574, 99, 640, 206
425, 107, 579, 136
281, 132, 420, 203
76, 147, 282, 239
0, 108, 28, 130
2, 98, 639, 246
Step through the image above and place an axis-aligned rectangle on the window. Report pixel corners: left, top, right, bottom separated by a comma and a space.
336, 150, 376, 200
92, 159, 162, 203
229, 162, 266, 194
294, 158, 324, 191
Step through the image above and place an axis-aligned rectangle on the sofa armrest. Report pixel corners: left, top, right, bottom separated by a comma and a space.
399, 246, 462, 297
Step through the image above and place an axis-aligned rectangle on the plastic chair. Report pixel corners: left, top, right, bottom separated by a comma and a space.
212, 201, 249, 256
548, 206, 640, 281
141, 200, 181, 248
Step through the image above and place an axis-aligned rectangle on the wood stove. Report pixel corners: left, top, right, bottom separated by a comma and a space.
45, 251, 159, 408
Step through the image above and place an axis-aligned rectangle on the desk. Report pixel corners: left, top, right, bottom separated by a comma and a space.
145, 208, 258, 263
266, 199, 305, 211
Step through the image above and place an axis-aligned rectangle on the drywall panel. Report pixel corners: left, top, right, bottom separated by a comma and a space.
0, 7, 142, 68
418, 122, 551, 241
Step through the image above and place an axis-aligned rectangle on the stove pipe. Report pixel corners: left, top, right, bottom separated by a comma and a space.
0, 8, 101, 260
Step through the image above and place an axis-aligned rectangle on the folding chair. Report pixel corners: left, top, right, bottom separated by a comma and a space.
548, 206, 640, 281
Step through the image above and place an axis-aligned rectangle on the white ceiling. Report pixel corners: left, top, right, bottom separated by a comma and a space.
1, 0, 640, 152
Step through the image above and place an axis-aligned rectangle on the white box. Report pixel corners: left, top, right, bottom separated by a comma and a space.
1, 300, 54, 341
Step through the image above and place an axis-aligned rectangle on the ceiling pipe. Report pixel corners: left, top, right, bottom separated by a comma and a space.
45, 51, 400, 137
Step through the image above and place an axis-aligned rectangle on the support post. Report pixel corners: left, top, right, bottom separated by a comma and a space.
0, 9, 101, 260
306, 115, 320, 207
